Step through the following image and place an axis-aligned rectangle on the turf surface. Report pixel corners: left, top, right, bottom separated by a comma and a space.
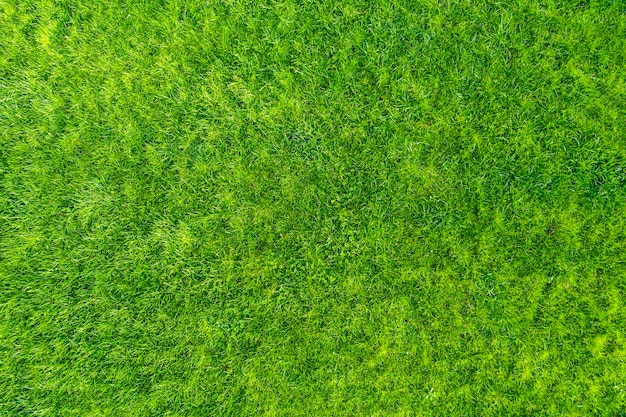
2, 0, 626, 415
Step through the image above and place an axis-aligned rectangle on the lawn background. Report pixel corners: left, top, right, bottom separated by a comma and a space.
1, 0, 626, 415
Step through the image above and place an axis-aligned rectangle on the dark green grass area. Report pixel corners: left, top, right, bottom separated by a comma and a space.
1, 0, 626, 415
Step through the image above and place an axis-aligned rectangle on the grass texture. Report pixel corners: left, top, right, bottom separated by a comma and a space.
1, 0, 626, 415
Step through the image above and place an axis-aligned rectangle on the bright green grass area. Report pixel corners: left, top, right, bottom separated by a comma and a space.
1, 0, 626, 415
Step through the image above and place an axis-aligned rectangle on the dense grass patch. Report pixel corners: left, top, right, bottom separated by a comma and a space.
1, 0, 626, 415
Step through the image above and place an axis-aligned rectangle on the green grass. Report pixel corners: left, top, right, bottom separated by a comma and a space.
1, 0, 626, 415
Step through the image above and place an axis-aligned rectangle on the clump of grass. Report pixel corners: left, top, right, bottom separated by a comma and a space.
1, 1, 625, 415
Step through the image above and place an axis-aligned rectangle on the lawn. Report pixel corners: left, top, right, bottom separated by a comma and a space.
1, 0, 626, 415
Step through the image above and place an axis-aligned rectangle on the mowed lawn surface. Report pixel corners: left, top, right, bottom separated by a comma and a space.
1, 1, 626, 415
